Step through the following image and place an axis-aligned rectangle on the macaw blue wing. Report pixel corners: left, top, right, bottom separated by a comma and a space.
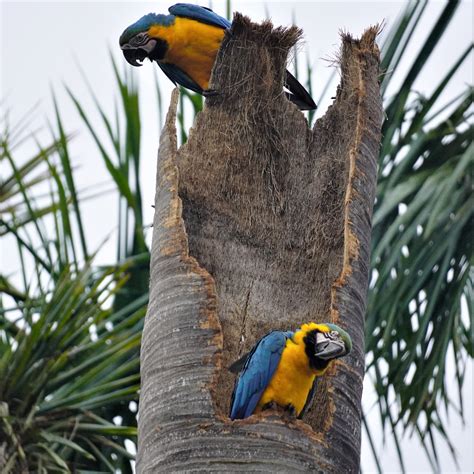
230, 331, 293, 420
158, 62, 203, 94
169, 3, 231, 29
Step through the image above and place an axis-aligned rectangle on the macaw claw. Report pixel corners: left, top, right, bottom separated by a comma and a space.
202, 88, 220, 97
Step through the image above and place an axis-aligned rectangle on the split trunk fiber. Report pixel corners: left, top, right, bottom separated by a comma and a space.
138, 14, 383, 473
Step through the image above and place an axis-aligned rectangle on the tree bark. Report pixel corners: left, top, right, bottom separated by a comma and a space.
138, 14, 382, 473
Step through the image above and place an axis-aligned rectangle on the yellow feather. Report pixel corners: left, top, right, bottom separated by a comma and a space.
148, 18, 225, 90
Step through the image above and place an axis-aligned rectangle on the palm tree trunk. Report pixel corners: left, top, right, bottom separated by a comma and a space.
138, 14, 382, 473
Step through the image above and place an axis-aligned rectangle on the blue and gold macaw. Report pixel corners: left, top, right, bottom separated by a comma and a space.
229, 322, 352, 420
119, 3, 317, 110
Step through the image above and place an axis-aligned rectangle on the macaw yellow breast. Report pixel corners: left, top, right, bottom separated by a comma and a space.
256, 335, 316, 416
149, 17, 225, 90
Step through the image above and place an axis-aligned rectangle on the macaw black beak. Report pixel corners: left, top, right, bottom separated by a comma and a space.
314, 337, 347, 360
121, 38, 158, 67
121, 45, 147, 67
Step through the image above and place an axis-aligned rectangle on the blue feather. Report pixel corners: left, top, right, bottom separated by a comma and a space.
169, 3, 232, 29
119, 13, 174, 46
158, 62, 203, 94
230, 331, 293, 420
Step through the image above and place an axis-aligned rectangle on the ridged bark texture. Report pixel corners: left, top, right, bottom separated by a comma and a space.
138, 13, 383, 473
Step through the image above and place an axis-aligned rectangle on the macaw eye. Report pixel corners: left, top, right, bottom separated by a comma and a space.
326, 331, 339, 340
133, 33, 148, 45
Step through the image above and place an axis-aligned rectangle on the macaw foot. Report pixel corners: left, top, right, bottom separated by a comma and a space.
203, 88, 220, 97
261, 401, 278, 412
261, 402, 297, 419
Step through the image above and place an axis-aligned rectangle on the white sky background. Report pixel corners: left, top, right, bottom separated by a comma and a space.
1, 1, 473, 472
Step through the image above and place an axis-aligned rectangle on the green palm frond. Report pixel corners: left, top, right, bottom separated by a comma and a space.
67, 54, 148, 273
363, 1, 472, 470
0, 262, 139, 472
1, 95, 141, 471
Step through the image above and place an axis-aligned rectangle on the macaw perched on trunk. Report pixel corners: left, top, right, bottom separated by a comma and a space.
229, 322, 352, 420
119, 3, 317, 110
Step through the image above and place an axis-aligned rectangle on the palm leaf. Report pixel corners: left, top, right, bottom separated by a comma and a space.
362, 0, 473, 470
0, 262, 139, 472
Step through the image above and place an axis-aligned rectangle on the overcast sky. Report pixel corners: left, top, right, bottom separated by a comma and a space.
1, 1, 473, 472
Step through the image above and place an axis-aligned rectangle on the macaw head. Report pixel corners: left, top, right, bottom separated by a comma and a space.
119, 13, 174, 66
299, 322, 352, 372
